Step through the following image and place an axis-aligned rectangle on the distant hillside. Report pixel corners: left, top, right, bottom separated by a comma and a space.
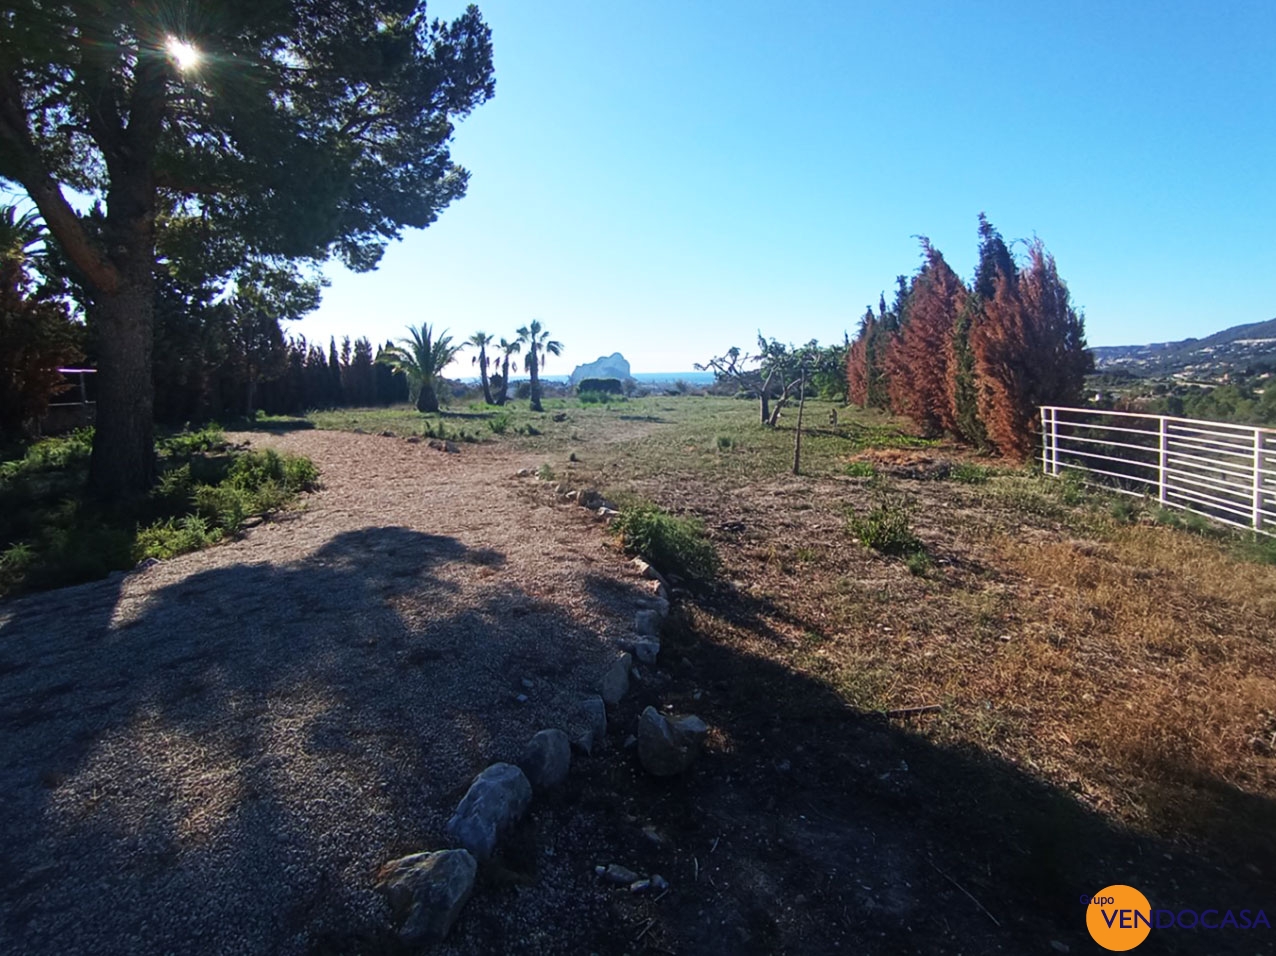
1092, 317, 1276, 377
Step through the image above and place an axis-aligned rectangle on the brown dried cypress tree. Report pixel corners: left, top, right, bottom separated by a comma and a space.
846, 307, 875, 406
884, 240, 967, 435
971, 240, 1091, 459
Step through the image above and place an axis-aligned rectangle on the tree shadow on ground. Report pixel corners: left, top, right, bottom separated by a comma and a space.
0, 527, 622, 955
3, 532, 1273, 955
565, 602, 1276, 955
235, 416, 316, 433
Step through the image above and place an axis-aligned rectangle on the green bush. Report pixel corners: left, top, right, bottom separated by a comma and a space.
612, 503, 720, 582
135, 515, 224, 560
579, 389, 623, 405
576, 377, 624, 395
160, 425, 227, 458
845, 460, 876, 478
950, 462, 991, 484
0, 426, 319, 598
226, 448, 318, 495
715, 435, 735, 451
848, 500, 923, 556
488, 412, 511, 434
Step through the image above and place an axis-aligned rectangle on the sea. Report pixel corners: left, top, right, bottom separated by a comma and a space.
463, 371, 717, 387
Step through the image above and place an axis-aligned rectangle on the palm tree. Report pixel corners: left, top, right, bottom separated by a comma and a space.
516, 319, 563, 412
468, 331, 495, 404
493, 336, 521, 405
380, 323, 462, 413
0, 205, 46, 274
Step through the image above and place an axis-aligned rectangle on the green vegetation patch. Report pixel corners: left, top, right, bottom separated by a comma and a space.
848, 498, 924, 557
0, 427, 318, 598
612, 502, 720, 582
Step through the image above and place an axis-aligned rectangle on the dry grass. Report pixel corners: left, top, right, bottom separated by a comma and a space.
554, 395, 1276, 862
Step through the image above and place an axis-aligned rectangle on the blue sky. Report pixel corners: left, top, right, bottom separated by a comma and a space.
295, 0, 1276, 373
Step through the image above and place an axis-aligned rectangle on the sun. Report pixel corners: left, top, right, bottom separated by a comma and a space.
165, 36, 201, 71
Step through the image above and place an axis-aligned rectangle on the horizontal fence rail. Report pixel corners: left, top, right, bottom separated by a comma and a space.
1040, 406, 1276, 535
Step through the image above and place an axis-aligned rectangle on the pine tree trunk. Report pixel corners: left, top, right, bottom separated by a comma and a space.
88, 277, 155, 500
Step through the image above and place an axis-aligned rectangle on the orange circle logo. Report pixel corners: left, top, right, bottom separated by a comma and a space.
1087, 884, 1153, 951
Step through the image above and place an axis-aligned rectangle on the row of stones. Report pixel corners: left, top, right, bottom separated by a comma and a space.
374, 555, 705, 944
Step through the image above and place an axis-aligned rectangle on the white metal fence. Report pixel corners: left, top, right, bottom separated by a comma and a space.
1040, 405, 1276, 535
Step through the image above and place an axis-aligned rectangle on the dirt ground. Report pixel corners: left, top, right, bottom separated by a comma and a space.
2, 416, 1272, 955
0, 428, 660, 955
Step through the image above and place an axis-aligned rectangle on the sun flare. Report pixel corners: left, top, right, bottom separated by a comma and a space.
165, 36, 200, 71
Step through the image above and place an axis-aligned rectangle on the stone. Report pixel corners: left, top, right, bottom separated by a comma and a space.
601, 863, 639, 884
596, 507, 619, 520
1050, 943, 1070, 954
567, 696, 607, 755
520, 678, 535, 689
405, 435, 421, 444
635, 610, 661, 637
552, 412, 568, 422
578, 489, 605, 510
443, 440, 459, 453
376, 849, 477, 943
632, 557, 669, 590
444, 763, 532, 861
517, 729, 571, 790
631, 639, 660, 665
573, 695, 607, 738
598, 653, 632, 706
515, 468, 532, 477
515, 693, 529, 704
637, 707, 708, 777
630, 879, 651, 893
651, 874, 669, 891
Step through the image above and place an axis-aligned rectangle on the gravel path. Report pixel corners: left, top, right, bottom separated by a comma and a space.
0, 429, 651, 955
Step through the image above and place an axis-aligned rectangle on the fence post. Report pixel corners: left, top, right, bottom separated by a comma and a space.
1050, 408, 1060, 476
1158, 417, 1168, 504
1041, 407, 1050, 473
1255, 430, 1265, 532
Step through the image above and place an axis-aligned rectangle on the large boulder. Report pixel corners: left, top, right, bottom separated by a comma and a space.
376, 849, 477, 943
445, 763, 532, 861
518, 728, 572, 790
637, 707, 709, 776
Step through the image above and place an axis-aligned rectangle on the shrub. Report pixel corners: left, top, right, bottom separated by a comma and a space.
715, 435, 735, 452
576, 377, 623, 395
537, 463, 555, 481
950, 462, 991, 484
612, 503, 719, 582
579, 389, 625, 405
848, 499, 923, 556
160, 425, 226, 457
226, 449, 318, 495
845, 460, 876, 478
487, 412, 511, 434
135, 515, 223, 560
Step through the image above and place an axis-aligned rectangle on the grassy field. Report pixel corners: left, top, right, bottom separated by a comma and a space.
267, 392, 1276, 871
